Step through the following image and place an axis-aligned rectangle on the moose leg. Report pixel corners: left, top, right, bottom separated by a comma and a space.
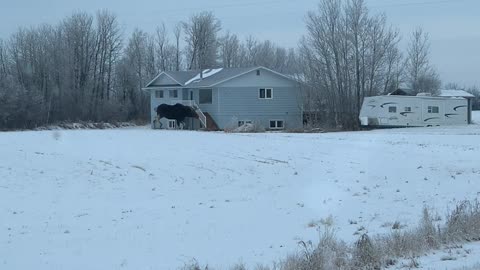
156, 115, 163, 129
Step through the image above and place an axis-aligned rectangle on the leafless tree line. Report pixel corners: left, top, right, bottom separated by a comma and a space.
1, 4, 472, 130
298, 0, 445, 129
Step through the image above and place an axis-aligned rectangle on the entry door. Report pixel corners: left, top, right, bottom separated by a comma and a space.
423, 101, 444, 126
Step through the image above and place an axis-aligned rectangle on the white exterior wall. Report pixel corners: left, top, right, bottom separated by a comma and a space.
360, 96, 469, 127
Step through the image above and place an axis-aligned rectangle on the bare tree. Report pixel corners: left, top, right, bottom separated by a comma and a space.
301, 0, 404, 129
173, 23, 182, 71
220, 32, 240, 68
155, 23, 169, 72
405, 27, 440, 94
90, 10, 122, 119
183, 11, 221, 70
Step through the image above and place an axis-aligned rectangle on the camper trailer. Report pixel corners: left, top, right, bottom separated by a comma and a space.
359, 95, 469, 127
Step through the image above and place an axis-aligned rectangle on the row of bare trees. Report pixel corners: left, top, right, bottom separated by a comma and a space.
1, 3, 474, 130
0, 10, 296, 129
299, 0, 444, 129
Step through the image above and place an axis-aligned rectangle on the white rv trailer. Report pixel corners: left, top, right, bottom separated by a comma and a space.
359, 95, 469, 127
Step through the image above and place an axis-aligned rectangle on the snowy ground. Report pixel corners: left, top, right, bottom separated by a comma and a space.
1, 113, 480, 270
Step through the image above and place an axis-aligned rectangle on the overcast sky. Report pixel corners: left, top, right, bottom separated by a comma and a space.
0, 0, 478, 86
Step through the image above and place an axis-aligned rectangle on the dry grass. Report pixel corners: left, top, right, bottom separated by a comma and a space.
182, 199, 480, 270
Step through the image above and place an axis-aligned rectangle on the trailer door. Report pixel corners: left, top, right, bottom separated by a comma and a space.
423, 100, 444, 126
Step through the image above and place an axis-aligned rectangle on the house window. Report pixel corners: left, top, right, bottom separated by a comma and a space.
405, 107, 412, 112
389, 106, 397, 113
269, 120, 284, 130
155, 90, 164, 99
169, 90, 178, 98
238, 120, 253, 127
428, 106, 439, 113
256, 70, 261, 76
259, 88, 273, 99
199, 89, 213, 104
168, 120, 177, 129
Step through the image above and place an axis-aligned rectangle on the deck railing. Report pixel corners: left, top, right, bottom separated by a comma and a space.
167, 100, 207, 128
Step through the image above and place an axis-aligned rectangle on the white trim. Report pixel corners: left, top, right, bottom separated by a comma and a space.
146, 66, 302, 90
207, 66, 301, 88
145, 72, 183, 88
269, 119, 285, 130
167, 120, 177, 129
154, 90, 164, 99
169, 89, 179, 99
259, 88, 274, 99
238, 120, 253, 127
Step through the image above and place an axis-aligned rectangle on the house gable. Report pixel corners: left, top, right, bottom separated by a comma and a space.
214, 67, 298, 88
146, 72, 182, 88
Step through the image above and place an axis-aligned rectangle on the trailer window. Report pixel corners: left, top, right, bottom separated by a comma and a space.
405, 107, 412, 112
388, 106, 397, 113
428, 106, 439, 113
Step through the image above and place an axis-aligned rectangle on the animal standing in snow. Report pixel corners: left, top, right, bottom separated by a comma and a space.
155, 104, 199, 129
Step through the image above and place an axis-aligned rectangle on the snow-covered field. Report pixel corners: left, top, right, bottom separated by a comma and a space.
1, 113, 480, 269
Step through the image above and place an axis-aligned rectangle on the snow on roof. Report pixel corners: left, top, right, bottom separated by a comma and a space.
439, 89, 475, 98
185, 68, 223, 85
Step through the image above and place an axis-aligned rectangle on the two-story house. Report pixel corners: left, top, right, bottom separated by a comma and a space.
143, 66, 303, 131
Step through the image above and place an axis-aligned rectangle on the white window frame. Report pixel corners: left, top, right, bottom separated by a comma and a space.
259, 88, 273, 99
405, 107, 412, 112
428, 106, 439, 114
269, 120, 284, 130
168, 120, 177, 129
238, 120, 253, 127
169, 89, 178, 99
155, 90, 164, 99
388, 106, 397, 113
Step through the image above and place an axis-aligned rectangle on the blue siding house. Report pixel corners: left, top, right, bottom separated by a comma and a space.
143, 67, 303, 131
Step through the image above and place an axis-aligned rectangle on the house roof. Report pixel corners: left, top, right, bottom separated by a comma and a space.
144, 66, 298, 89
389, 88, 415, 96
439, 89, 475, 98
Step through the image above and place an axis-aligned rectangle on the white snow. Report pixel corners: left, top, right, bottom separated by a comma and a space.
439, 89, 475, 98
184, 68, 223, 85
394, 243, 480, 270
1, 124, 480, 269
473, 110, 480, 124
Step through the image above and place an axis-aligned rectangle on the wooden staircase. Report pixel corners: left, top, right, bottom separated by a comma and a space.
204, 112, 220, 131
169, 100, 207, 129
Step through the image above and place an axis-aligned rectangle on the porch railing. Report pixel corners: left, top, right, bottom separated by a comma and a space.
167, 100, 207, 129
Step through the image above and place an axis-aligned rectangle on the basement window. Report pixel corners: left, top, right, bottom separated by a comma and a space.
199, 89, 213, 104
428, 106, 439, 113
259, 88, 273, 99
155, 90, 164, 99
169, 90, 178, 98
269, 120, 284, 130
238, 120, 253, 127
168, 120, 177, 129
389, 106, 397, 113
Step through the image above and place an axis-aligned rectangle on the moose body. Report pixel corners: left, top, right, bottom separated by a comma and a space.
155, 103, 199, 129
